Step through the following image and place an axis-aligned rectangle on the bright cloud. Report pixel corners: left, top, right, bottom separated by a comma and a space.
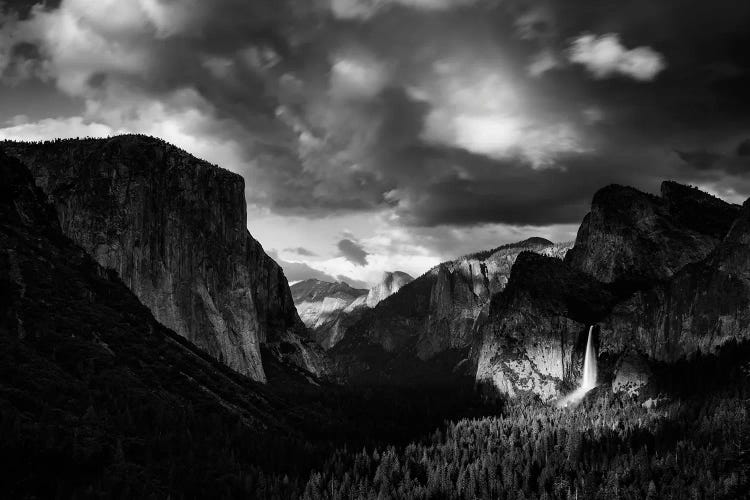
0, 115, 114, 140
330, 52, 390, 100
568, 33, 666, 81
418, 61, 586, 168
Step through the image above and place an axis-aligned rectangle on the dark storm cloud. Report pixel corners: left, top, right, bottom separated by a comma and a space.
4, 0, 750, 226
1, 0, 60, 18
305, 0, 750, 224
388, 143, 672, 226
337, 238, 370, 266
676, 138, 750, 176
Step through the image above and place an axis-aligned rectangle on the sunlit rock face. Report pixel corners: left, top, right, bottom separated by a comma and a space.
4, 135, 327, 382
332, 238, 571, 384
475, 181, 744, 400
366, 271, 413, 308
474, 252, 618, 401
418, 239, 571, 360
291, 279, 369, 349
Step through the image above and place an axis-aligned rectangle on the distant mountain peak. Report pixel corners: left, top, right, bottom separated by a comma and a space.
367, 270, 414, 308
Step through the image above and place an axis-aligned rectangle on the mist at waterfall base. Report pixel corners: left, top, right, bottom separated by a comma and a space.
556, 326, 598, 408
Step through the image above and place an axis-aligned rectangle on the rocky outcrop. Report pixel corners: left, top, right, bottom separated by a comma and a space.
565, 182, 739, 285
474, 252, 622, 400
332, 238, 571, 384
292, 279, 368, 349
600, 198, 750, 361
475, 181, 744, 400
419, 239, 571, 359
3, 135, 326, 382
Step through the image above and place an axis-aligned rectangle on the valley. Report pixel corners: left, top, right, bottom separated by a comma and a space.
0, 136, 748, 499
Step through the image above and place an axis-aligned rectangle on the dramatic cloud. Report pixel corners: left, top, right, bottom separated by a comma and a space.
2, 0, 750, 282
676, 136, 750, 176
337, 238, 370, 266
417, 61, 587, 168
567, 33, 666, 81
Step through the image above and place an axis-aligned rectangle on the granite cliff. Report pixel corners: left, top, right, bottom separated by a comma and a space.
599, 197, 750, 362
565, 182, 739, 285
332, 238, 571, 384
3, 135, 326, 382
0, 150, 304, 495
475, 181, 745, 400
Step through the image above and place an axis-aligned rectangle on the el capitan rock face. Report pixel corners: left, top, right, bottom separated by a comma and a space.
332, 238, 571, 384
475, 181, 745, 400
3, 135, 325, 382
0, 150, 343, 495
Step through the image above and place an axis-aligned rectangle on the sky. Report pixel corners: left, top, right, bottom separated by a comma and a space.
1, 0, 750, 287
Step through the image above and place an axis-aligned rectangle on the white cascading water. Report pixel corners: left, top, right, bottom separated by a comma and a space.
556, 325, 597, 407
581, 325, 597, 391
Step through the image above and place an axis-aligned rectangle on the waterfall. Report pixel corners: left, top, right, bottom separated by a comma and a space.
555, 325, 597, 407
581, 325, 597, 391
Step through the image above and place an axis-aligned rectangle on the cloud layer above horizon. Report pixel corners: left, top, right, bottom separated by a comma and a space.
2, 0, 750, 284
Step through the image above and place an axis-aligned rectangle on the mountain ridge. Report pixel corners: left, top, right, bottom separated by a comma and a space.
331, 237, 572, 384
475, 180, 747, 400
291, 271, 413, 349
